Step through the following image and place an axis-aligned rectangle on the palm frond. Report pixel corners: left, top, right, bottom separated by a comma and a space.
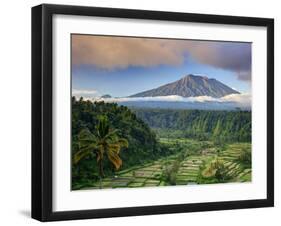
107, 149, 122, 170
108, 144, 121, 154
78, 129, 96, 149
78, 128, 95, 141
78, 143, 97, 153
73, 149, 92, 165
76, 117, 128, 174
74, 129, 97, 164
117, 138, 129, 148
104, 129, 119, 140
96, 116, 110, 138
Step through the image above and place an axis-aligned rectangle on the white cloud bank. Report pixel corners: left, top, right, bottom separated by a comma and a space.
76, 93, 251, 109
73, 89, 100, 98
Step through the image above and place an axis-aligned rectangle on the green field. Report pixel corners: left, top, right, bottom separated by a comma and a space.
76, 139, 251, 190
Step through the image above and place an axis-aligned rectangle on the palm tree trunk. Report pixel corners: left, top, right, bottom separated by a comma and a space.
99, 176, 102, 189
100, 160, 104, 177
98, 160, 104, 189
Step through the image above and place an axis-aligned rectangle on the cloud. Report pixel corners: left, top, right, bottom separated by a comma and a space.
72, 36, 184, 69
184, 42, 251, 81
221, 93, 251, 107
73, 89, 100, 98
83, 93, 251, 109
236, 71, 252, 81
72, 35, 251, 81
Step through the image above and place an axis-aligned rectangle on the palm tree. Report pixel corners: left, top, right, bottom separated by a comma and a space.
201, 157, 229, 182
73, 116, 128, 187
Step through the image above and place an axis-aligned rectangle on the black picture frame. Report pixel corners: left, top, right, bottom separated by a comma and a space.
32, 3, 274, 222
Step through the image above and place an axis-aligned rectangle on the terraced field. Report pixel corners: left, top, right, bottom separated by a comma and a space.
217, 143, 252, 182
82, 141, 251, 190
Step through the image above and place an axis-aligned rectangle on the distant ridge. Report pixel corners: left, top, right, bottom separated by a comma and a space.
101, 94, 112, 98
131, 74, 239, 98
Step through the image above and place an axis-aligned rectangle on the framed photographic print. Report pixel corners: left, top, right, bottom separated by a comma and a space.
32, 4, 274, 221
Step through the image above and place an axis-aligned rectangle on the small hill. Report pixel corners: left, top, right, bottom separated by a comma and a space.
101, 94, 112, 98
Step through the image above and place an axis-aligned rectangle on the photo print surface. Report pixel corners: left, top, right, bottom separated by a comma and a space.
71, 34, 252, 190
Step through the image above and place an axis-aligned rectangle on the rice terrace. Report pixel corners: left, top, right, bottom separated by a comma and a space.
75, 140, 251, 190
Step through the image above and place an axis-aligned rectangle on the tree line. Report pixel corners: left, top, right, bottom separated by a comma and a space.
133, 108, 251, 142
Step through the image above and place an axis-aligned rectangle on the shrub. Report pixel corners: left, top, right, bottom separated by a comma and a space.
237, 148, 251, 168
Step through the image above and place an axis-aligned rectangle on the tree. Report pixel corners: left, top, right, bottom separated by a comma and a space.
213, 120, 221, 137
73, 116, 128, 187
237, 147, 251, 168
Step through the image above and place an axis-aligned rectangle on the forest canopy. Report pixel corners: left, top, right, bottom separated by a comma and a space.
133, 108, 251, 142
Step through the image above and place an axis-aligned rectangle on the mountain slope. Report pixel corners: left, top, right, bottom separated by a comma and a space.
131, 74, 239, 98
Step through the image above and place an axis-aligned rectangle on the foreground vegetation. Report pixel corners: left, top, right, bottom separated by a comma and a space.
74, 139, 251, 189
72, 98, 251, 190
72, 98, 173, 189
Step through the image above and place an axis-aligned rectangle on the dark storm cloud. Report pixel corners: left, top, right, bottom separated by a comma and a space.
72, 35, 251, 81
188, 42, 251, 81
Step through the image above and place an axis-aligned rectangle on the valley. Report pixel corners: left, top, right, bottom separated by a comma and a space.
71, 99, 251, 190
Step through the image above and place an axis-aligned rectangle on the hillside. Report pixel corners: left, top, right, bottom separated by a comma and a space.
133, 108, 251, 142
71, 98, 173, 188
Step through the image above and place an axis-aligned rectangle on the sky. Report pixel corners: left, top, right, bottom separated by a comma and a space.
72, 35, 252, 98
